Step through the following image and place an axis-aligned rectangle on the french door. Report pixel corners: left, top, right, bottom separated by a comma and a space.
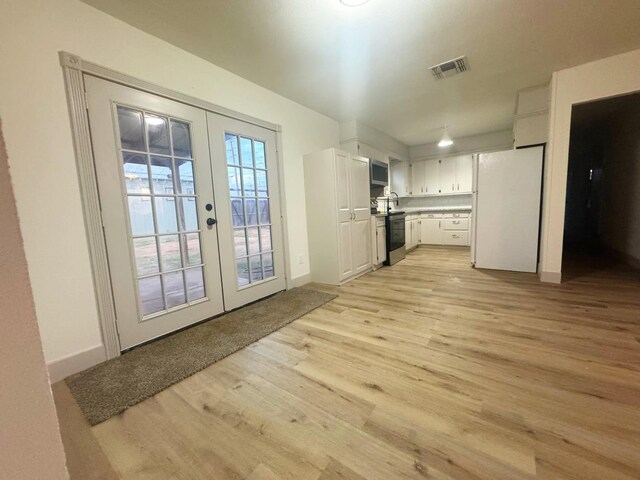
208, 114, 286, 310
85, 75, 284, 349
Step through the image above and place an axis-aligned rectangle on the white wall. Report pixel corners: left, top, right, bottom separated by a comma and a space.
0, 124, 69, 480
0, 0, 339, 367
540, 47, 640, 281
409, 129, 513, 161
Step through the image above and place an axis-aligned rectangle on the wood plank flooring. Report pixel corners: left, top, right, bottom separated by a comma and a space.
55, 246, 640, 479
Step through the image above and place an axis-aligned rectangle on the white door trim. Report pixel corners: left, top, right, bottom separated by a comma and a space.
60, 52, 288, 360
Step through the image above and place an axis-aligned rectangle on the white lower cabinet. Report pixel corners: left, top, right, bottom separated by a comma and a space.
420, 215, 442, 244
442, 231, 469, 245
405, 215, 420, 251
371, 216, 386, 267
414, 211, 471, 247
376, 225, 386, 264
405, 220, 411, 250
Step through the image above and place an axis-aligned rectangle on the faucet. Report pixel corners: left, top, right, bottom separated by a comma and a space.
386, 192, 400, 212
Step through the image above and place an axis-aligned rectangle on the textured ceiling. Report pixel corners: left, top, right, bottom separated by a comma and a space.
82, 0, 640, 146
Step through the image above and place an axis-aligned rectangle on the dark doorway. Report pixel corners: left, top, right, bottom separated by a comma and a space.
563, 91, 640, 278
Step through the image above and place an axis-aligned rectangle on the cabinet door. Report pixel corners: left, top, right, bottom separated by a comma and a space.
420, 218, 442, 245
350, 156, 372, 275
440, 158, 456, 194
412, 219, 420, 246
376, 226, 386, 264
404, 161, 411, 196
391, 159, 411, 196
424, 159, 440, 195
442, 231, 468, 246
455, 155, 473, 193
335, 152, 353, 280
405, 220, 412, 249
411, 161, 425, 195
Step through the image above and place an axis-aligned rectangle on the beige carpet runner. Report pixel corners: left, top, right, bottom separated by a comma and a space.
66, 288, 336, 425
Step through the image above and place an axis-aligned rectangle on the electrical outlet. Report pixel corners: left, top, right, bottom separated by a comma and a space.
298, 254, 304, 265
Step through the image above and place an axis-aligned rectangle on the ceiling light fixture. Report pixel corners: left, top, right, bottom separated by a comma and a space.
340, 0, 371, 6
438, 128, 454, 148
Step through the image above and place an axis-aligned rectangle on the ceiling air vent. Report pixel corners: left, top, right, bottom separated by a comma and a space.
429, 55, 469, 80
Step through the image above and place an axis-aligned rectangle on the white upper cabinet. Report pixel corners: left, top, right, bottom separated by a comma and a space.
439, 158, 456, 194
455, 155, 473, 193
411, 161, 425, 195
424, 159, 440, 195
390, 158, 410, 196
409, 154, 473, 196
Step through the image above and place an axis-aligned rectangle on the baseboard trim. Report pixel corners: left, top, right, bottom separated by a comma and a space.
289, 273, 311, 288
47, 344, 106, 383
540, 271, 562, 284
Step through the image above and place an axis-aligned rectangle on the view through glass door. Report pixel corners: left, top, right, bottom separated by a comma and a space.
85, 75, 225, 349
208, 114, 286, 310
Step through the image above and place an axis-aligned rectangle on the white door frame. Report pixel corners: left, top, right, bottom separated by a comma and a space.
59, 51, 292, 359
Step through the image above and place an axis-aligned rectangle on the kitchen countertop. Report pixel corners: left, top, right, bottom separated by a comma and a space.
373, 206, 472, 216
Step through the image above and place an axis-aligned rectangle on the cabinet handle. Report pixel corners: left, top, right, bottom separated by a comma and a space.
453, 235, 459, 238
452, 183, 454, 190
453, 220, 460, 224
457, 183, 459, 190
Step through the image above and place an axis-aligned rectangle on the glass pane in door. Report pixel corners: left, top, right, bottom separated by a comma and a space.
116, 105, 207, 318
224, 134, 275, 287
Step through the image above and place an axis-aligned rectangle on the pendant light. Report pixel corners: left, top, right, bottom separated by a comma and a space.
438, 127, 454, 148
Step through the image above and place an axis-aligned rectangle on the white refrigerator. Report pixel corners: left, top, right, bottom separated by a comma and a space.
471, 146, 544, 273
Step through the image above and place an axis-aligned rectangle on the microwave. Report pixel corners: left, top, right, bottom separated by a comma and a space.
370, 159, 389, 187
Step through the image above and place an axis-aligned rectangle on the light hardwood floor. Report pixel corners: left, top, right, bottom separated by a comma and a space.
54, 246, 640, 479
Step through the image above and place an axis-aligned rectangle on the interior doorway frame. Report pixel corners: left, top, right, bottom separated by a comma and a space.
539, 49, 640, 284
59, 51, 293, 360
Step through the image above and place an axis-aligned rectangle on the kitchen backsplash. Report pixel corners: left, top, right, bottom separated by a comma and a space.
376, 194, 472, 212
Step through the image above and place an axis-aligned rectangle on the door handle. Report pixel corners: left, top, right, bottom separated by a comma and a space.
206, 218, 217, 226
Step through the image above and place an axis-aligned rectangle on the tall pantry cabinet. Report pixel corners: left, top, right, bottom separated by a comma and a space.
303, 148, 372, 285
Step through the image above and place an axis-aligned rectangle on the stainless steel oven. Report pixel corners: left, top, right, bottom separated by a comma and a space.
384, 211, 406, 265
